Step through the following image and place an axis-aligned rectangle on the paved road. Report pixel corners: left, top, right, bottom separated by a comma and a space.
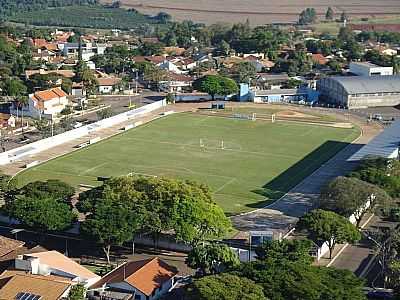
232, 116, 381, 235
330, 216, 398, 278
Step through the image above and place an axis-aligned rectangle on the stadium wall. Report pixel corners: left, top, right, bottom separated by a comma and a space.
0, 99, 167, 166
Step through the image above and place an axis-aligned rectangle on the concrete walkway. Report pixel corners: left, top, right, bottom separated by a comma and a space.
232, 116, 381, 236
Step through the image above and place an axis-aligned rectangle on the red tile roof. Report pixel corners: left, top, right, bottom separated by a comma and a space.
32, 88, 68, 102
91, 258, 177, 296
311, 53, 328, 65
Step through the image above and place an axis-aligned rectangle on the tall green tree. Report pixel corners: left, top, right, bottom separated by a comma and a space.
320, 176, 391, 226
298, 8, 317, 25
5, 196, 76, 233
193, 75, 238, 100
325, 7, 334, 21
186, 273, 266, 300
187, 242, 240, 275
232, 61, 256, 84
298, 209, 361, 259
81, 197, 140, 264
74, 61, 98, 95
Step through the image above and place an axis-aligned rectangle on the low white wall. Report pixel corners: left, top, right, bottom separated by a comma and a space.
315, 199, 372, 260
0, 100, 166, 165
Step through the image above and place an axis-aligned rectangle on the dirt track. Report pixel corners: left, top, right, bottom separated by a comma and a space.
101, 0, 400, 25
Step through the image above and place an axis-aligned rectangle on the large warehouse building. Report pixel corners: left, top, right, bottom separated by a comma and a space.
317, 75, 400, 109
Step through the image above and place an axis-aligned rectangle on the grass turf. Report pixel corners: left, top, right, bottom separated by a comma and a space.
14, 113, 360, 215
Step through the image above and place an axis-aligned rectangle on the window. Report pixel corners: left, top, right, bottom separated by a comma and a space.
134, 295, 141, 300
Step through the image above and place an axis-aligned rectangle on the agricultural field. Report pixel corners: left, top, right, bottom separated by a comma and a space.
102, 0, 400, 25
7, 5, 159, 29
14, 112, 359, 215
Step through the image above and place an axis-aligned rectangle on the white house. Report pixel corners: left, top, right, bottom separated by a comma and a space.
159, 60, 184, 74
89, 258, 178, 300
159, 73, 193, 93
60, 42, 107, 61
14, 250, 101, 288
97, 77, 122, 94
10, 88, 69, 120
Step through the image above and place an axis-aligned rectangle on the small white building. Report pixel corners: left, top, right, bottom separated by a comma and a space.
349, 62, 393, 76
89, 257, 178, 300
97, 77, 122, 94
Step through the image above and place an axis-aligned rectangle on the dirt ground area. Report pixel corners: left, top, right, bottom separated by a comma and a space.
102, 0, 400, 25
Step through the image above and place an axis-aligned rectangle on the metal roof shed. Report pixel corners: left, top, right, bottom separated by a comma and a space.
348, 120, 400, 162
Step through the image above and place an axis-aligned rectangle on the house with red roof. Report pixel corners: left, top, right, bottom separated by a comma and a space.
89, 258, 178, 300
17, 88, 69, 119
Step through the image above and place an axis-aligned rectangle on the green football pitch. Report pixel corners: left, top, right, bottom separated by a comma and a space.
14, 113, 360, 215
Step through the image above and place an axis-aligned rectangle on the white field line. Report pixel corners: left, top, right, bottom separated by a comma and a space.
79, 162, 108, 176
213, 178, 237, 194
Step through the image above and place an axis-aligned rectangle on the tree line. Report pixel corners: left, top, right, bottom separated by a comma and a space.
3, 175, 231, 264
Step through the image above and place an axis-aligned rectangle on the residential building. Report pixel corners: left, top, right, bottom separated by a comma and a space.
26, 88, 69, 119
0, 236, 25, 260
14, 250, 100, 288
159, 73, 193, 93
349, 62, 393, 76
89, 258, 178, 300
25, 69, 75, 80
97, 77, 122, 94
60, 42, 106, 61
0, 272, 73, 300
317, 75, 400, 109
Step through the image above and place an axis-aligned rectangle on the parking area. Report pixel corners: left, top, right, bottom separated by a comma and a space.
351, 106, 400, 123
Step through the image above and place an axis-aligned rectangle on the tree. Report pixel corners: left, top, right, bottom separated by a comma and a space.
81, 196, 140, 264
166, 92, 175, 104
320, 176, 391, 226
349, 158, 400, 198
232, 61, 256, 84
255, 239, 313, 265
298, 8, 317, 25
325, 7, 334, 21
68, 284, 86, 300
3, 78, 27, 97
0, 172, 13, 206
340, 11, 349, 23
193, 75, 238, 100
186, 273, 266, 300
143, 65, 168, 91
298, 209, 361, 259
234, 258, 366, 300
78, 176, 231, 253
217, 40, 230, 56
5, 196, 76, 233
97, 107, 113, 120
139, 42, 164, 56
17, 179, 75, 203
392, 55, 400, 75
155, 12, 171, 24
74, 61, 98, 95
187, 243, 240, 275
